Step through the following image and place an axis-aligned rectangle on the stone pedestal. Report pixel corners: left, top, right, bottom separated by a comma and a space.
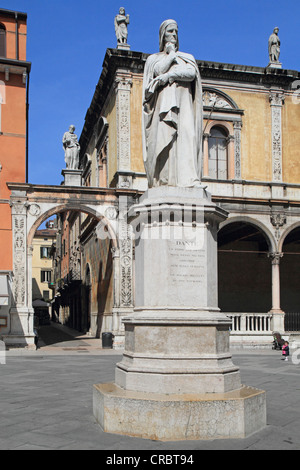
93, 187, 266, 440
61, 169, 82, 186
267, 61, 282, 69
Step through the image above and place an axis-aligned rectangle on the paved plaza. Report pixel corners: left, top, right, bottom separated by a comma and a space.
0, 323, 300, 451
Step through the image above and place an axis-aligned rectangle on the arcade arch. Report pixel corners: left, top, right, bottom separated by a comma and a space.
218, 219, 273, 313
7, 183, 135, 348
30, 205, 118, 341
280, 225, 300, 315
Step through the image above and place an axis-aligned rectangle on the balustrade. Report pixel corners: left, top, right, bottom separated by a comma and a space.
227, 312, 273, 334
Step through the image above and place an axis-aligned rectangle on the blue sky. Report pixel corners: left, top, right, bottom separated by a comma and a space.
1, 0, 300, 187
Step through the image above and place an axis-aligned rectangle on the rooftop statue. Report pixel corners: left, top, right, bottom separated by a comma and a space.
142, 19, 202, 188
268, 27, 281, 63
114, 7, 130, 46
62, 125, 80, 170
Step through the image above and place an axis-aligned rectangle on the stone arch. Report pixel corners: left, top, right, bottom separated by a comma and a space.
278, 222, 300, 315
205, 120, 234, 135
26, 202, 119, 336
27, 203, 118, 250
218, 216, 273, 313
278, 221, 300, 252
219, 215, 276, 252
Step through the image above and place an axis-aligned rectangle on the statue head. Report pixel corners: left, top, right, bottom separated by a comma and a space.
159, 19, 179, 52
273, 27, 279, 34
69, 125, 75, 133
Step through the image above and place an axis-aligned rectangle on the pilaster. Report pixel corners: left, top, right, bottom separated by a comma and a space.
5, 195, 35, 347
115, 75, 132, 188
269, 91, 285, 182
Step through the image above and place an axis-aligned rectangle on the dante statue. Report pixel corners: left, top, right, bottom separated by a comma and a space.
114, 7, 129, 45
268, 27, 280, 63
142, 19, 202, 188
62, 125, 80, 169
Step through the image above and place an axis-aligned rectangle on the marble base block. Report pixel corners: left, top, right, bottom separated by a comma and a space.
93, 383, 266, 441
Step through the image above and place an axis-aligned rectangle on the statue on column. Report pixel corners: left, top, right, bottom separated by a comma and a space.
114, 7, 130, 46
62, 125, 80, 169
142, 19, 203, 188
268, 27, 281, 64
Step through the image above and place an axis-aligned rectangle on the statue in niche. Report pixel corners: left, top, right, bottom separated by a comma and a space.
62, 125, 80, 169
268, 27, 281, 63
114, 7, 130, 45
142, 19, 202, 188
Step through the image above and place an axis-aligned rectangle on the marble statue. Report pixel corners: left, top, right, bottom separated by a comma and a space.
114, 7, 129, 45
142, 19, 202, 188
268, 27, 281, 63
62, 125, 80, 169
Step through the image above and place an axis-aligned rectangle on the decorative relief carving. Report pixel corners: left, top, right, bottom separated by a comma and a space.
11, 202, 28, 307
268, 251, 283, 265
270, 213, 286, 241
105, 206, 118, 220
115, 77, 132, 173
118, 197, 133, 308
203, 90, 233, 108
28, 203, 41, 216
233, 121, 242, 179
269, 92, 284, 182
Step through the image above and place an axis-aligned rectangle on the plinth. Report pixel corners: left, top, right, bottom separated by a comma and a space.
61, 168, 82, 186
93, 187, 266, 440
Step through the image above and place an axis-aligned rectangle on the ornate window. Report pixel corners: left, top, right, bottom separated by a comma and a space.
208, 126, 229, 179
0, 24, 6, 58
202, 88, 243, 180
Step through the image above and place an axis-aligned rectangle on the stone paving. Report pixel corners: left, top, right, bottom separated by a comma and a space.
0, 323, 300, 450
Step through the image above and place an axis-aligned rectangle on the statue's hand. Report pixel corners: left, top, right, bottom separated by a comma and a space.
158, 73, 170, 86
165, 42, 176, 54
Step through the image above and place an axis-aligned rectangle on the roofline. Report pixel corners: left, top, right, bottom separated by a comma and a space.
0, 8, 27, 20
0, 57, 31, 71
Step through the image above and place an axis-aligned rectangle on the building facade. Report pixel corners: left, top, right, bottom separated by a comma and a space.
32, 224, 56, 302
0, 8, 30, 335
2, 17, 300, 348
56, 45, 300, 348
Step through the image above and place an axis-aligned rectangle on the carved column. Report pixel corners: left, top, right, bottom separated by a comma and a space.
269, 92, 285, 182
115, 75, 132, 188
7, 196, 35, 347
268, 252, 285, 333
112, 195, 134, 348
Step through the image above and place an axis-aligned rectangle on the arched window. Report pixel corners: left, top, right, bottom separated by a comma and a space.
208, 126, 228, 179
0, 24, 6, 58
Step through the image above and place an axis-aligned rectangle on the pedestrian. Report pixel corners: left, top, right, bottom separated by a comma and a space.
281, 341, 289, 361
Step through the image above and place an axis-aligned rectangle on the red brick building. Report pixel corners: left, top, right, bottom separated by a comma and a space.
0, 8, 30, 315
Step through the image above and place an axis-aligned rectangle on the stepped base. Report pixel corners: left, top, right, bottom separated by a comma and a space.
93, 383, 266, 441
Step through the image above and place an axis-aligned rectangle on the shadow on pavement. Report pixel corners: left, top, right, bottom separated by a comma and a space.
36, 323, 90, 348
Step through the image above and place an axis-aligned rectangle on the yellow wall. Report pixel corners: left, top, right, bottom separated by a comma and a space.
219, 88, 272, 182
130, 76, 144, 173
282, 95, 300, 183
